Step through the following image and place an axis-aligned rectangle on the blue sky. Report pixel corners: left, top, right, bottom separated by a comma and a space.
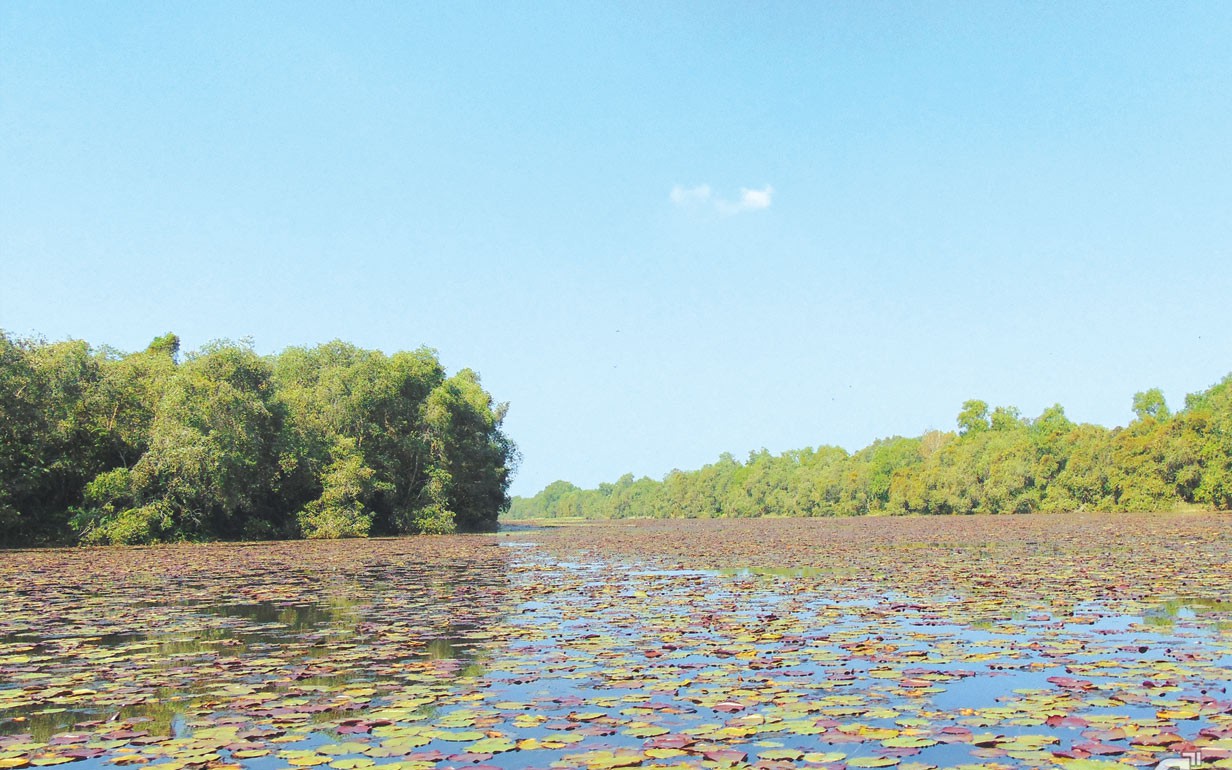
3, 2, 1230, 496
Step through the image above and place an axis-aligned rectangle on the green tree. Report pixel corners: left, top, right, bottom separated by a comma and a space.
1132, 388, 1171, 421
421, 368, 517, 532
82, 340, 291, 544
1179, 375, 1232, 508
957, 399, 990, 435
0, 334, 119, 544
297, 437, 376, 538
990, 405, 1024, 431
274, 342, 444, 535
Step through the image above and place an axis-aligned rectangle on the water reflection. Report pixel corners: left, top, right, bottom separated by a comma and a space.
718, 566, 830, 579
3, 519, 1231, 770
0, 692, 193, 742
1142, 595, 1232, 630
0, 535, 517, 738
205, 601, 350, 629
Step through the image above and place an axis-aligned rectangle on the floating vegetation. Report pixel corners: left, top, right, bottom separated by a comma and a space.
2, 514, 1231, 769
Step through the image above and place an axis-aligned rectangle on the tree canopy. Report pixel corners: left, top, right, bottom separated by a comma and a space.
509, 376, 1232, 520
0, 331, 517, 546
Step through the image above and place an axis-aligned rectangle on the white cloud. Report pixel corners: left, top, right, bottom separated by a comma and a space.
741, 185, 773, 210
672, 183, 773, 215
716, 185, 774, 215
670, 184, 712, 206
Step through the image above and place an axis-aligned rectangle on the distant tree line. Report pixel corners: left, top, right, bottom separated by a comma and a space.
0, 331, 517, 546
509, 377, 1232, 520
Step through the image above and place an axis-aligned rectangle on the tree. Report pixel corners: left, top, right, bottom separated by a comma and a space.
990, 405, 1025, 432
1179, 375, 1232, 508
146, 333, 181, 362
1132, 388, 1171, 422
0, 334, 119, 545
297, 437, 376, 538
80, 340, 291, 544
421, 369, 517, 532
957, 400, 990, 435
0, 333, 518, 546
274, 342, 444, 535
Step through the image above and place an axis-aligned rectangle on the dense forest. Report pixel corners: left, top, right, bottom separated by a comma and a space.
0, 331, 517, 547
510, 375, 1232, 520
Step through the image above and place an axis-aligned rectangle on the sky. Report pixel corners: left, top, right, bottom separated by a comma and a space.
2, 2, 1230, 497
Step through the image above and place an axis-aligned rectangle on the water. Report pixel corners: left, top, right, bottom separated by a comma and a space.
2, 515, 1230, 769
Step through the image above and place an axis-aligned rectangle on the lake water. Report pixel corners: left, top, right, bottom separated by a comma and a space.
1, 513, 1230, 769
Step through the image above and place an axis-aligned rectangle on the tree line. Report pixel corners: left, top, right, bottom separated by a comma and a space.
509, 376, 1232, 520
0, 331, 517, 546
